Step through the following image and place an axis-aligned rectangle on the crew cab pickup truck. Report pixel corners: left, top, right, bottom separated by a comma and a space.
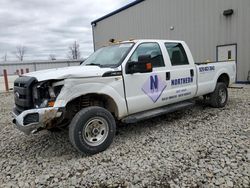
12, 40, 236, 154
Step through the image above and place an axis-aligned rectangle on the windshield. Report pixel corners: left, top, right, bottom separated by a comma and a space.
83, 43, 134, 67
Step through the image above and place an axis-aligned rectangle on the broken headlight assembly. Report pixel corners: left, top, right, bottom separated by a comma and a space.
32, 80, 64, 108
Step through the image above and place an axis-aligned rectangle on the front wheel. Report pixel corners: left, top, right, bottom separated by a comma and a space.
69, 107, 116, 155
209, 82, 228, 108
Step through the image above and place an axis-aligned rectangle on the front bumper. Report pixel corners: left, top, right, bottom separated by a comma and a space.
12, 107, 62, 135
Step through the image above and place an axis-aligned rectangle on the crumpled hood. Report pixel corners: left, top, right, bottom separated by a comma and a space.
24, 65, 115, 81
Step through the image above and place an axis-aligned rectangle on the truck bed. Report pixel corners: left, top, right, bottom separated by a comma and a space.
195, 60, 236, 96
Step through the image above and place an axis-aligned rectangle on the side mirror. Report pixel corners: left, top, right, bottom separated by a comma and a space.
126, 55, 153, 74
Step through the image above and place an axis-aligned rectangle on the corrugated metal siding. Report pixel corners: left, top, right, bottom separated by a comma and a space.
93, 0, 250, 81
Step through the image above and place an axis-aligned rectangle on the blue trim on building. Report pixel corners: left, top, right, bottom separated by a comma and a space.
91, 0, 145, 25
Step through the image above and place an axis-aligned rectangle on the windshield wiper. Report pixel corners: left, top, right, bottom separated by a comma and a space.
85, 63, 119, 68
86, 63, 102, 67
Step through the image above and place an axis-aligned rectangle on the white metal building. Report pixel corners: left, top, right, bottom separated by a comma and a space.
91, 0, 250, 83
0, 60, 83, 76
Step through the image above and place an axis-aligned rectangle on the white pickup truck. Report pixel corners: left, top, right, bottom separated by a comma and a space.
12, 40, 236, 154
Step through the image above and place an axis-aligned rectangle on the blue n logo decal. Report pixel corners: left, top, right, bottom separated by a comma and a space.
142, 74, 167, 103
150, 75, 158, 91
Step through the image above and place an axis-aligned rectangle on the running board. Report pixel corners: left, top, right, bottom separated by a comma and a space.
122, 101, 195, 124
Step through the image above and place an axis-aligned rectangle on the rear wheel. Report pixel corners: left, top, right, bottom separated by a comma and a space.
69, 106, 116, 155
209, 82, 228, 108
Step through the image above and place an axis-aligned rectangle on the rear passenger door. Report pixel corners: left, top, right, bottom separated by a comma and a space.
163, 42, 197, 103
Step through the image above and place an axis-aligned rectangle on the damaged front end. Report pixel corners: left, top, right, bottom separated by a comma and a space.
12, 107, 62, 134
12, 76, 64, 134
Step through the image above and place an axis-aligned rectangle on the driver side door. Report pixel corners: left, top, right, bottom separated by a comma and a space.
123, 42, 168, 114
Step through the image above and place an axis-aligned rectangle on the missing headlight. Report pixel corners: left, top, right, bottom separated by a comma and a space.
33, 81, 64, 108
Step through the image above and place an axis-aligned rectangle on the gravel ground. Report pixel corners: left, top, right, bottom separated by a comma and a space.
0, 86, 249, 188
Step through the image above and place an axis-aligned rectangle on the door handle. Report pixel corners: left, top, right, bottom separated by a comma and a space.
190, 69, 194, 77
166, 72, 170, 80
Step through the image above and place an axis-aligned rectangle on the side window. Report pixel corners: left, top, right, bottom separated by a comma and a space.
129, 43, 165, 67
165, 43, 189, 66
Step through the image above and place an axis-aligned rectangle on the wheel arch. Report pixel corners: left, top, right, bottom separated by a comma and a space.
65, 93, 120, 119
217, 73, 230, 87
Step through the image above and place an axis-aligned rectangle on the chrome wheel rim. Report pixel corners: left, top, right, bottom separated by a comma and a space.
219, 88, 227, 104
83, 117, 109, 146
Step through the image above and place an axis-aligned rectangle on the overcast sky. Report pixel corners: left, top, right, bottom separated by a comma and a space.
0, 0, 134, 61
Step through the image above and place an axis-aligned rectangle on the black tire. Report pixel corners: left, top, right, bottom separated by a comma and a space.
209, 82, 228, 108
69, 106, 116, 155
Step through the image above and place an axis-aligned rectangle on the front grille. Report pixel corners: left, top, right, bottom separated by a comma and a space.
14, 76, 37, 113
14, 83, 26, 88
14, 105, 25, 114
